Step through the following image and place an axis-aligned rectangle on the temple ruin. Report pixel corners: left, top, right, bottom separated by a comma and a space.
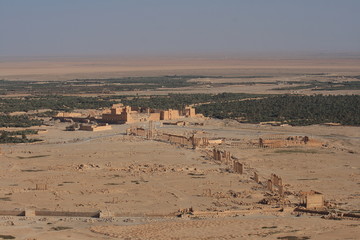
300, 191, 325, 209
102, 104, 199, 124
53, 104, 200, 125
212, 149, 232, 164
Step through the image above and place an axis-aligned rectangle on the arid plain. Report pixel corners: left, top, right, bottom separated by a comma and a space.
0, 57, 359, 239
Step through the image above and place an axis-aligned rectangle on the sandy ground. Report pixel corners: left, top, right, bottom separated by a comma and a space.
90, 216, 360, 240
0, 215, 359, 240
0, 118, 359, 239
0, 57, 360, 239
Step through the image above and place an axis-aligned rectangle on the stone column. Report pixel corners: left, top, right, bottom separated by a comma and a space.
267, 179, 273, 192
278, 185, 284, 197
254, 172, 259, 183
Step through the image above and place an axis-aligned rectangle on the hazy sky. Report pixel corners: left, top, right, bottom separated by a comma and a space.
1, 0, 359, 57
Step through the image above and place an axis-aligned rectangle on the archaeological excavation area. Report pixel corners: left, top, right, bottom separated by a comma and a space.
2, 0, 360, 236
0, 114, 359, 239
0, 56, 360, 239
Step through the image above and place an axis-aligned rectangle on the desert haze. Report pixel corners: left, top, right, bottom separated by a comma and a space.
1, 56, 360, 80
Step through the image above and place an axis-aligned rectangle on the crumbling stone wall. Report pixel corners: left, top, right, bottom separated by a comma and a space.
271, 174, 283, 187
160, 109, 180, 120
233, 161, 243, 174
265, 173, 285, 196
213, 149, 231, 164
257, 136, 322, 148
128, 127, 147, 137
267, 179, 273, 191
102, 107, 133, 124
184, 106, 196, 117
79, 124, 112, 131
254, 172, 259, 183
129, 126, 209, 149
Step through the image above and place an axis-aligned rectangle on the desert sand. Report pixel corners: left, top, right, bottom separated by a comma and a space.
0, 118, 359, 239
1, 56, 360, 81
0, 57, 359, 239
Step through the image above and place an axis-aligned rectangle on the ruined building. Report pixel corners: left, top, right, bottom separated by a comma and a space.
184, 106, 196, 118
102, 104, 198, 124
160, 109, 180, 120
79, 123, 112, 131
55, 104, 200, 125
300, 191, 324, 209
102, 106, 134, 124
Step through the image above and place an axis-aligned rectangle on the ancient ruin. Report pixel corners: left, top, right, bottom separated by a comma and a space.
233, 161, 243, 174
300, 191, 325, 209
53, 104, 200, 126
271, 173, 283, 187
102, 104, 199, 124
254, 172, 260, 183
128, 125, 210, 149
257, 135, 322, 148
102, 105, 134, 124
264, 173, 285, 196
212, 149, 232, 164
79, 123, 112, 131
267, 179, 273, 192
